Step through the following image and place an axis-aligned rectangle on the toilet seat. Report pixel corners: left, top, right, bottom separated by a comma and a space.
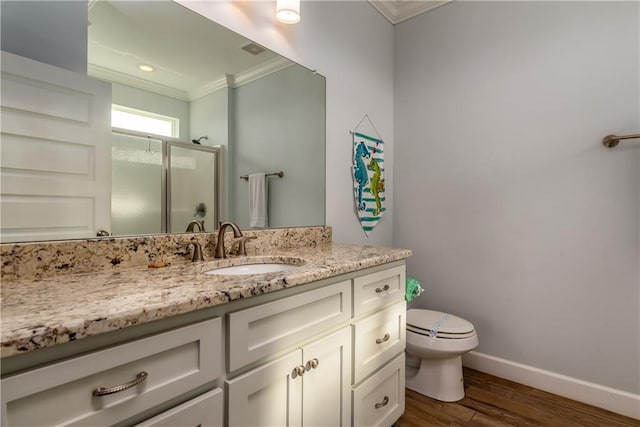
407, 309, 476, 339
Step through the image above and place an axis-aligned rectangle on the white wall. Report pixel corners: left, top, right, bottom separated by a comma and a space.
0, 1, 87, 74
178, 0, 395, 246
394, 1, 639, 396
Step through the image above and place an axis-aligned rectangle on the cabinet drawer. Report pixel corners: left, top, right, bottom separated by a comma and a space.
228, 280, 351, 371
352, 353, 405, 427
135, 388, 223, 427
352, 301, 406, 384
1, 318, 222, 427
353, 265, 405, 317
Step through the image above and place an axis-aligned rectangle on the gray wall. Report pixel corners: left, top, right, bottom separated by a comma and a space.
231, 65, 326, 229
190, 88, 232, 221
1, 1, 87, 74
394, 1, 639, 394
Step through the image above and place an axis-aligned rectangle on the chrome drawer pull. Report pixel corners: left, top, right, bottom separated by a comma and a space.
306, 358, 319, 370
375, 284, 390, 294
376, 333, 390, 344
93, 371, 148, 396
293, 365, 306, 378
375, 395, 389, 409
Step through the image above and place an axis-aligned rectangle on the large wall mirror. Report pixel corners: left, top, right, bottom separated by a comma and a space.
0, 0, 325, 243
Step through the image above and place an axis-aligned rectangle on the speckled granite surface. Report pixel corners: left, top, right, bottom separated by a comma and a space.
1, 226, 332, 280
1, 240, 411, 358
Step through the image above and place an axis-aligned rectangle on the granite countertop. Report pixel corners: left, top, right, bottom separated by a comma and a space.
1, 243, 411, 358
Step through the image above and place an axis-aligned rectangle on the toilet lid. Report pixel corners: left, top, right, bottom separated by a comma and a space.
407, 309, 475, 337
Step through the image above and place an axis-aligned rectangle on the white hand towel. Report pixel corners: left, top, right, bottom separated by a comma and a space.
248, 173, 268, 228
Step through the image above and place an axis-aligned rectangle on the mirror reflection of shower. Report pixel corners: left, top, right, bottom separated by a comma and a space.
192, 136, 208, 145
111, 129, 220, 236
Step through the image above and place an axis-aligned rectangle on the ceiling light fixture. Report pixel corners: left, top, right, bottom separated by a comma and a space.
276, 0, 300, 24
137, 64, 155, 72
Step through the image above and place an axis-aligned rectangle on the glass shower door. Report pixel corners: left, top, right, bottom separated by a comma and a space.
111, 133, 164, 236
168, 143, 219, 234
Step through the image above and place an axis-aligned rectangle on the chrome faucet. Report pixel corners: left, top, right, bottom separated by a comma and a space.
187, 241, 205, 262
185, 220, 205, 233
215, 222, 243, 258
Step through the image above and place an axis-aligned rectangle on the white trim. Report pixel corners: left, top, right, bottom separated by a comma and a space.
92, 57, 295, 103
189, 57, 295, 100
232, 57, 294, 88
188, 74, 232, 101
368, 0, 452, 25
87, 0, 99, 12
463, 351, 640, 420
88, 63, 189, 102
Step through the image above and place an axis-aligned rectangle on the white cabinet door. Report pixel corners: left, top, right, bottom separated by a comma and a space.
227, 327, 352, 427
227, 350, 303, 427
0, 51, 112, 242
302, 327, 351, 427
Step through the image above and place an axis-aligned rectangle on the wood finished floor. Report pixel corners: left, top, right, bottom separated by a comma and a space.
395, 368, 639, 427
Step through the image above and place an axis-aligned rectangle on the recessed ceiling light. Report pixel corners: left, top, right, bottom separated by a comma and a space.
137, 64, 155, 72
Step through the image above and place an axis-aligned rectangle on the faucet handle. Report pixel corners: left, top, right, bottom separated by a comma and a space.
231, 235, 258, 256
188, 241, 205, 262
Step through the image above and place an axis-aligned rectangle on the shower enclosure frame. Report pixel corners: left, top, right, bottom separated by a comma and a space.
112, 127, 221, 235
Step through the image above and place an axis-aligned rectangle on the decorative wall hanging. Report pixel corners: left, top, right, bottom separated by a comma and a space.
351, 114, 385, 236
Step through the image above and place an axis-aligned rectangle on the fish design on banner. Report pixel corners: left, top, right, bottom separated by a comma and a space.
351, 130, 385, 235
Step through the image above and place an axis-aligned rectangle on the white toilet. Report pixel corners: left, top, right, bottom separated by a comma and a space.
405, 308, 479, 402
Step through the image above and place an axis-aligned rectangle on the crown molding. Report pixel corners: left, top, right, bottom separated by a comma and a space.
233, 56, 294, 88
189, 57, 294, 101
88, 63, 190, 101
368, 0, 452, 24
90, 57, 295, 103
188, 74, 233, 101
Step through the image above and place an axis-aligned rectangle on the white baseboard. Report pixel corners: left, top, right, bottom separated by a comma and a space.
462, 351, 640, 420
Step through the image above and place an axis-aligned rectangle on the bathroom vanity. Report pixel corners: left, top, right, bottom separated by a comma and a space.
0, 232, 411, 426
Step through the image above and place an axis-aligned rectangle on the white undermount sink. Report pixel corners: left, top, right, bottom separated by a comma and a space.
203, 257, 306, 276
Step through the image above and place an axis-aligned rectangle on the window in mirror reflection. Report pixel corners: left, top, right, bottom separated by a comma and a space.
111, 104, 179, 138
